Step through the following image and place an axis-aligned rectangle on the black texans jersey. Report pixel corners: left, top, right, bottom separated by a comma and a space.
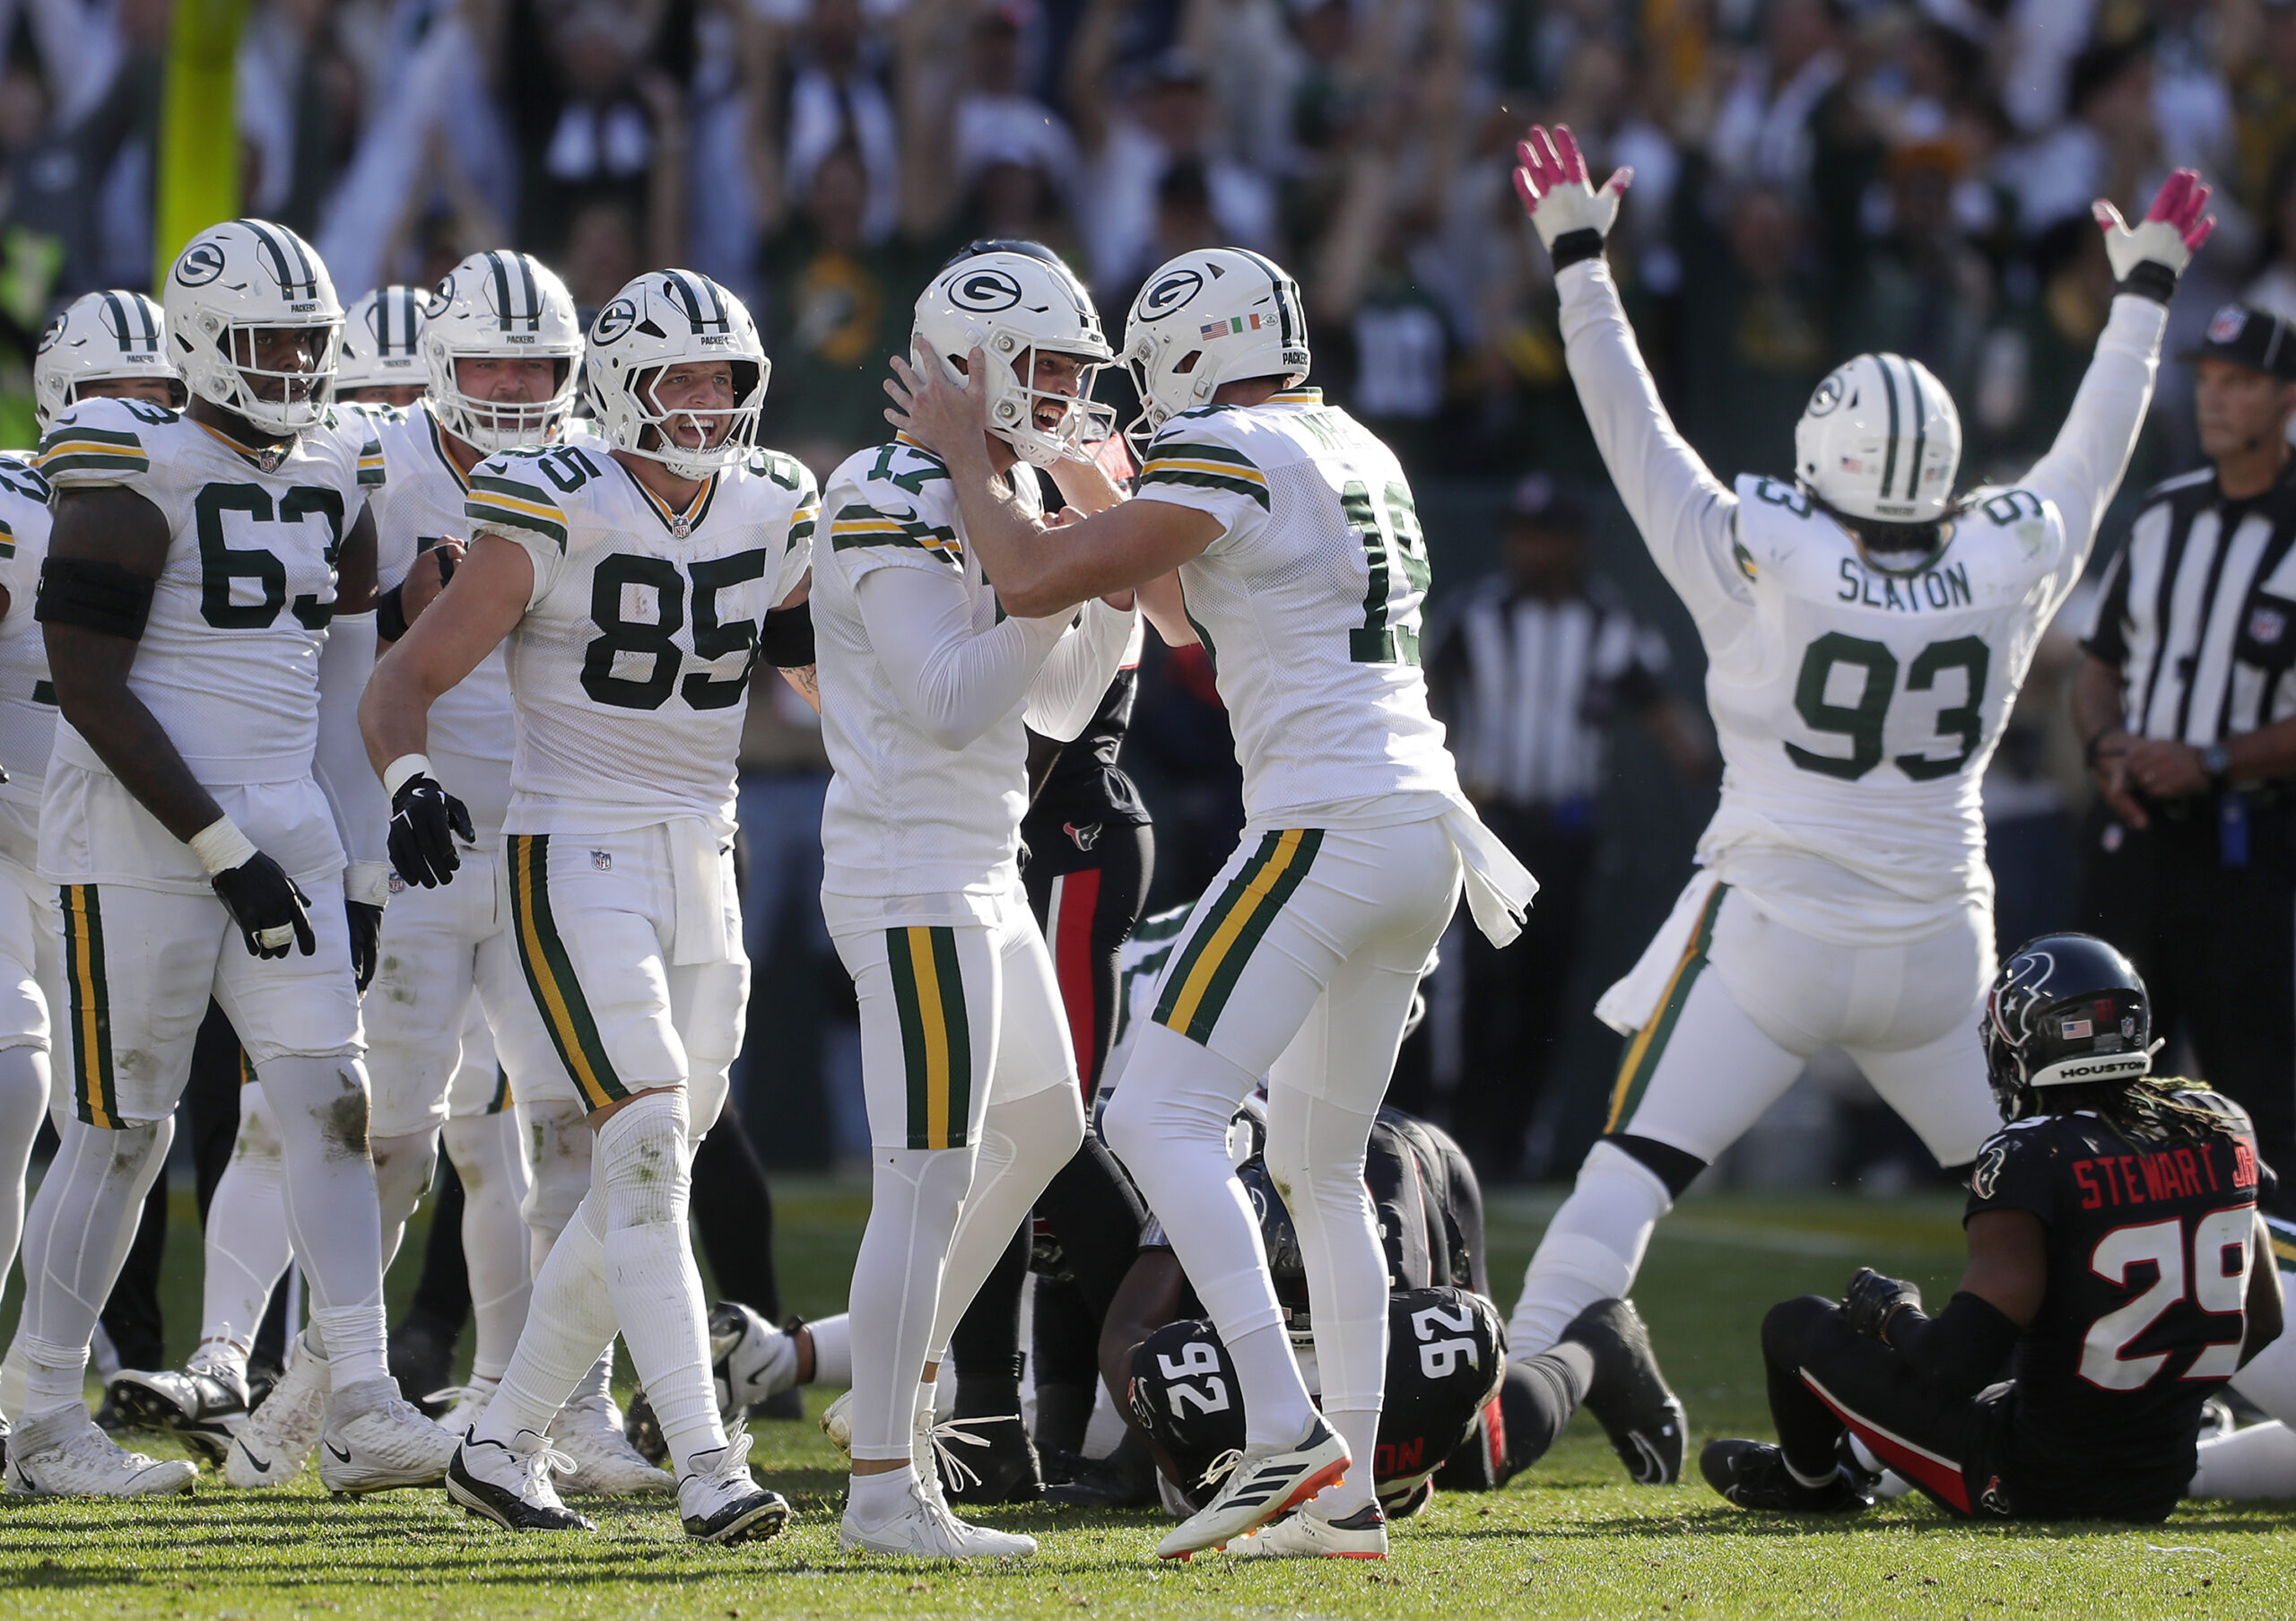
1025, 665, 1151, 831
1128, 1285, 1505, 1512
1968, 1091, 2267, 1520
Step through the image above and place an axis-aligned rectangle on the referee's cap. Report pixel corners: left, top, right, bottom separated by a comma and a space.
1506, 472, 1589, 534
2181, 303, 2296, 381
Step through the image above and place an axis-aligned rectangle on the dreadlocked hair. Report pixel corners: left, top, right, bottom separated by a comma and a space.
2051, 1075, 2237, 1149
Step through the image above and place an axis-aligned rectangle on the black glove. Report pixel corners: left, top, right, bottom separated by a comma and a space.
1842, 1267, 1923, 1346
212, 852, 316, 961
389, 772, 474, 888
347, 900, 383, 993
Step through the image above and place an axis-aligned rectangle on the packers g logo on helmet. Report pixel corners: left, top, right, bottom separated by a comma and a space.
175, 242, 227, 287
1140, 269, 1205, 318
592, 298, 638, 346
950, 269, 1025, 313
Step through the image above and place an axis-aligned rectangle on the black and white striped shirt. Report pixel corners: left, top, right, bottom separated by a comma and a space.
1428, 577, 1667, 809
2082, 458, 2296, 747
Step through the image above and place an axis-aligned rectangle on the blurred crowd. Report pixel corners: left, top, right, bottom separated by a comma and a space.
11, 0, 2296, 484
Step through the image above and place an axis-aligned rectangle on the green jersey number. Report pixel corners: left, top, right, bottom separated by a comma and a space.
1787, 632, 1991, 781
1346, 480, 1431, 666
193, 484, 344, 631
581, 550, 770, 711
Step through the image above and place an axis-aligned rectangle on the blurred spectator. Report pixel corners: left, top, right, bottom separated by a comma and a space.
1425, 475, 1706, 1182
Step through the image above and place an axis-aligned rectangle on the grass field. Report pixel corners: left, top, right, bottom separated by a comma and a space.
2, 1179, 2292, 1618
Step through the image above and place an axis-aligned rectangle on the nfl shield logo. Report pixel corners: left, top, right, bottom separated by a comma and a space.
2210, 305, 2249, 344
2251, 605, 2287, 647
591, 850, 613, 871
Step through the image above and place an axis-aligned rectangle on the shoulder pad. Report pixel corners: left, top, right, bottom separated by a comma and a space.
466, 444, 589, 553
0, 453, 50, 505
826, 440, 961, 563
1959, 487, 2047, 529
745, 446, 814, 495
34, 397, 172, 486
1139, 416, 1270, 511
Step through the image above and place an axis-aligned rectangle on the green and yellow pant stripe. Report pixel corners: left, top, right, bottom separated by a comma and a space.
888, 927, 972, 1149
60, 885, 117, 1129
1604, 884, 1729, 1135
1153, 829, 1323, 1046
507, 834, 626, 1112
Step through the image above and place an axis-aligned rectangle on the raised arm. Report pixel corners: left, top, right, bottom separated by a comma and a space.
1515, 126, 1748, 632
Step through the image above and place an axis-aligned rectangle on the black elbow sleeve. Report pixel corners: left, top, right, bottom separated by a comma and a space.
1892, 1291, 2022, 1399
761, 600, 814, 668
37, 556, 154, 640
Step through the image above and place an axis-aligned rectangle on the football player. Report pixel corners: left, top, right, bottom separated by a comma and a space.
1707, 935, 2283, 1522
333, 286, 428, 408
362, 267, 812, 1544
1111, 1105, 1682, 1548
888, 246, 1535, 1560
813, 243, 1136, 1558
10, 219, 450, 1497
1501, 127, 2218, 1374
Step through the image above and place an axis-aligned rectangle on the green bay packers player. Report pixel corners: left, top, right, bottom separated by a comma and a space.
1500, 128, 2217, 1375
815, 243, 1137, 1560
334, 285, 429, 409
7, 219, 452, 1498
362, 267, 813, 1543
888, 245, 1533, 1561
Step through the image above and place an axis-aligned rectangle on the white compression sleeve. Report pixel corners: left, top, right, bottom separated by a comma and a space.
848, 1146, 976, 1460
1506, 1138, 1674, 1358
2020, 293, 2168, 576
260, 1055, 389, 1390
1556, 259, 1748, 632
474, 1183, 619, 1450
0, 1044, 48, 1287
804, 1312, 853, 1387
517, 1097, 591, 1273
15, 1113, 173, 1416
198, 1089, 294, 1372
1022, 599, 1138, 743
372, 1129, 439, 1273
442, 1111, 534, 1385
857, 562, 1068, 751
312, 610, 389, 870
925, 1084, 1085, 1360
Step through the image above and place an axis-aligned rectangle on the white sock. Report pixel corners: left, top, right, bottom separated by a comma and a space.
1507, 1139, 1673, 1358
198, 1088, 292, 1367
1104, 1027, 1314, 1449
848, 1463, 917, 1523
596, 1090, 723, 1475
805, 1313, 852, 1387
261, 1054, 389, 1389
14, 1113, 172, 1416
474, 1186, 618, 1450
517, 1098, 592, 1274
570, 1348, 613, 1407
1265, 1084, 1386, 1497
925, 1085, 1083, 1355
847, 1145, 974, 1460
2193, 1420, 2296, 1499
0, 1044, 48, 1281
370, 1128, 439, 1273
443, 1112, 534, 1384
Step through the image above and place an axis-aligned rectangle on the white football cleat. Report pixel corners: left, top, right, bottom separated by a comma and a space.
445, 1427, 595, 1532
839, 1472, 1037, 1560
676, 1433, 788, 1544
225, 1332, 328, 1488
318, 1377, 460, 1495
104, 1364, 248, 1464
4, 1407, 197, 1497
549, 1393, 674, 1495
1230, 1502, 1388, 1558
426, 1381, 498, 1442
709, 1302, 800, 1423
820, 1388, 854, 1456
1154, 1416, 1351, 1561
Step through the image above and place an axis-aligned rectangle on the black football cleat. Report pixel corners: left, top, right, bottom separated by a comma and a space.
444, 1430, 596, 1532
1563, 1298, 1687, 1485
1700, 1439, 1873, 1513
936, 1413, 1045, 1504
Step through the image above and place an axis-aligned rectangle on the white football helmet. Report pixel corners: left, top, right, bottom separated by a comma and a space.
34, 291, 184, 431
1121, 247, 1310, 446
335, 285, 427, 397
911, 243, 1112, 467
162, 218, 343, 436
1794, 353, 1963, 557
422, 250, 583, 452
584, 269, 765, 480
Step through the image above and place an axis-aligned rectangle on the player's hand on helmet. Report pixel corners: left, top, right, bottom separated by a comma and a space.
388, 772, 474, 888
212, 852, 317, 961
883, 346, 988, 460
1511, 124, 1631, 261
1842, 1267, 1923, 1346
2094, 170, 2215, 300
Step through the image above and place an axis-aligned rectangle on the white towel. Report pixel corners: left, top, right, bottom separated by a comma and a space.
1439, 798, 1540, 948
1593, 869, 1720, 1036
668, 818, 734, 965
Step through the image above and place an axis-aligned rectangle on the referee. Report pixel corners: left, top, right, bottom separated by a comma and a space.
2075, 301, 2296, 1203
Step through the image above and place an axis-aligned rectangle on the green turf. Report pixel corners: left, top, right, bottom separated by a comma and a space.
2, 1181, 2293, 1617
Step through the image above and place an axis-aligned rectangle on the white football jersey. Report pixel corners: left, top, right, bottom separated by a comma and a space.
814, 436, 1048, 909
1131, 389, 1462, 826
465, 440, 815, 838
361, 403, 604, 841
0, 454, 55, 822
35, 396, 380, 786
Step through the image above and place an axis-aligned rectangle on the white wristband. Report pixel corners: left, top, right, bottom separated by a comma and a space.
189, 815, 258, 877
344, 861, 392, 909
382, 754, 433, 799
